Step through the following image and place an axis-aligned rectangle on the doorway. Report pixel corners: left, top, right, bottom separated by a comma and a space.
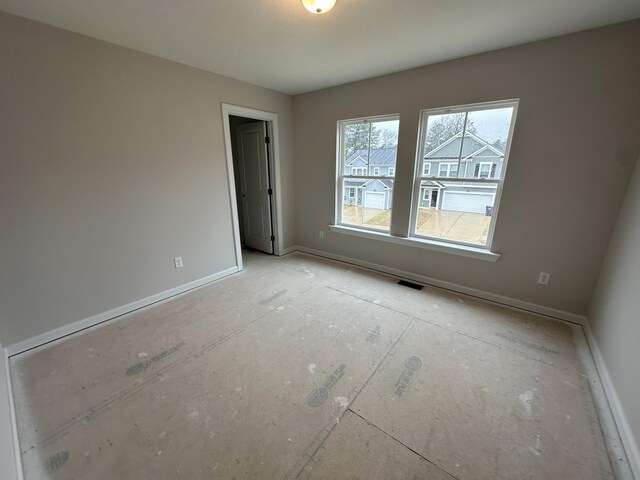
222, 104, 283, 270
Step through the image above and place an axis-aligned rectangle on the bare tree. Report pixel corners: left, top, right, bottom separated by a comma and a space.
344, 123, 381, 158
376, 129, 398, 148
424, 113, 476, 153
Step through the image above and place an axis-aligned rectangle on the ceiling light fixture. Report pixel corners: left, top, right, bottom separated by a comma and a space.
302, 0, 336, 14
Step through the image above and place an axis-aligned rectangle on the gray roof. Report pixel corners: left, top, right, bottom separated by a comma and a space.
345, 180, 366, 187
362, 178, 393, 189
344, 178, 393, 189
420, 180, 444, 188
425, 132, 504, 160
346, 148, 397, 166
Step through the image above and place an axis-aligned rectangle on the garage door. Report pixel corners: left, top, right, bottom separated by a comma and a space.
364, 192, 385, 209
441, 192, 493, 214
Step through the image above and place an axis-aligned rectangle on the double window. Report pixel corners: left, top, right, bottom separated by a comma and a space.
438, 163, 458, 178
336, 100, 518, 250
337, 115, 400, 232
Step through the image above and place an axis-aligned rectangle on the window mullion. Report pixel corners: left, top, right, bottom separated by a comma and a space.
455, 112, 469, 179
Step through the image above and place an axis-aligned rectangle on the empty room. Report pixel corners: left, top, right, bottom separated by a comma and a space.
1, 1, 640, 479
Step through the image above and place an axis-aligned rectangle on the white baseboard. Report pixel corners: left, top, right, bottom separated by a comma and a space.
3, 349, 24, 480
583, 322, 640, 479
279, 245, 298, 256
0, 345, 24, 480
291, 245, 640, 476
6, 267, 239, 357
290, 245, 586, 325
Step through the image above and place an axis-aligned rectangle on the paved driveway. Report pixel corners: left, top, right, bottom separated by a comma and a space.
342, 206, 491, 245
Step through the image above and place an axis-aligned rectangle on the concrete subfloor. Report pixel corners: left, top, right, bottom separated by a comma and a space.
10, 251, 618, 479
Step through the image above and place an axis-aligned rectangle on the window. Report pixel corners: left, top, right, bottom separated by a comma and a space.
438, 163, 458, 178
333, 100, 517, 258
337, 115, 400, 232
411, 100, 517, 248
476, 162, 494, 179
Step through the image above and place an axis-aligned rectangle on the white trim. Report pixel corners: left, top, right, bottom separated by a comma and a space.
346, 155, 365, 166
482, 102, 518, 248
476, 161, 493, 178
438, 162, 458, 177
2, 348, 23, 480
423, 131, 463, 157
289, 245, 586, 325
441, 190, 496, 196
461, 142, 504, 161
280, 245, 298, 256
387, 167, 395, 176
411, 99, 519, 251
329, 224, 500, 261
418, 177, 499, 185
221, 103, 285, 259
336, 113, 400, 228
5, 267, 239, 356
583, 322, 640, 479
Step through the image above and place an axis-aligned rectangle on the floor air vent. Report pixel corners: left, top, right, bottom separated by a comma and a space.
397, 279, 423, 290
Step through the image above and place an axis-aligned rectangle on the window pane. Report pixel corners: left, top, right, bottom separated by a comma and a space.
467, 107, 514, 160
423, 107, 514, 180
342, 178, 394, 232
343, 119, 399, 177
423, 112, 467, 155
415, 180, 498, 246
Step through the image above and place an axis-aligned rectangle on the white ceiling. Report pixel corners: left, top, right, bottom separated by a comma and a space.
1, 0, 639, 94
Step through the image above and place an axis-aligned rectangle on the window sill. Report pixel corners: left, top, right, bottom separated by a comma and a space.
328, 225, 501, 262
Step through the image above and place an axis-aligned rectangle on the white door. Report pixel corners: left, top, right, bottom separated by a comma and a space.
441, 192, 493, 214
364, 192, 385, 209
236, 122, 273, 254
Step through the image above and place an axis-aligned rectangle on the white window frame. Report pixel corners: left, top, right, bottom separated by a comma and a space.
336, 114, 400, 233
347, 187, 356, 198
387, 167, 395, 176
477, 162, 493, 179
373, 167, 380, 176
422, 162, 431, 176
352, 166, 367, 176
409, 99, 518, 250
438, 162, 458, 178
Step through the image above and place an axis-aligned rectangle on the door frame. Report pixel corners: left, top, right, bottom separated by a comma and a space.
221, 103, 284, 270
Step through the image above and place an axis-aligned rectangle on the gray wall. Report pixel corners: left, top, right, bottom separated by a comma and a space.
0, 12, 295, 346
292, 20, 640, 315
588, 156, 640, 473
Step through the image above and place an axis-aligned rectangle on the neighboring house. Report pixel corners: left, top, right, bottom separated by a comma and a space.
343, 133, 504, 213
344, 148, 396, 209
420, 131, 504, 214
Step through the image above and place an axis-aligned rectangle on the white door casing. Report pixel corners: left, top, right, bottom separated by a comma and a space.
236, 121, 273, 254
